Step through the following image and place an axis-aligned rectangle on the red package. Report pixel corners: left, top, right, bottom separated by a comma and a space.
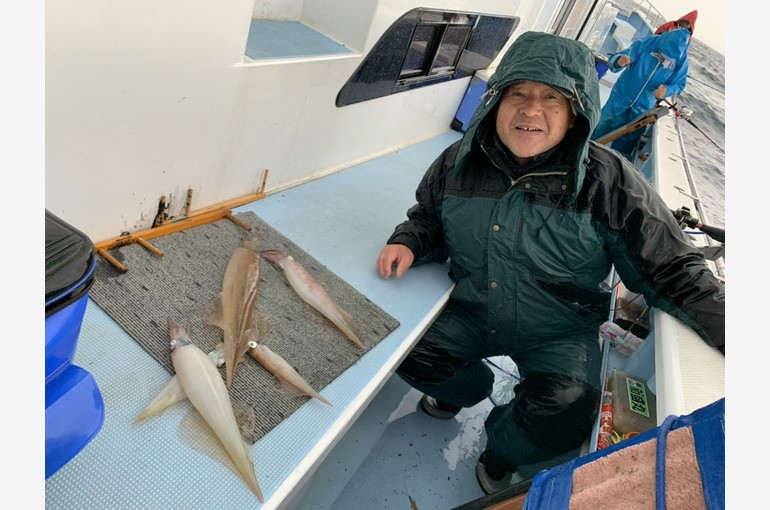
597, 391, 613, 450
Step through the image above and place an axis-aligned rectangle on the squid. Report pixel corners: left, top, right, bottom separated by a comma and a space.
208, 237, 263, 388
248, 341, 332, 406
167, 319, 263, 502
260, 249, 364, 348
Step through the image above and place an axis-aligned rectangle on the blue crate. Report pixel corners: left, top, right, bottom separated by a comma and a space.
45, 210, 104, 478
523, 398, 725, 509
452, 72, 491, 133
45, 362, 105, 478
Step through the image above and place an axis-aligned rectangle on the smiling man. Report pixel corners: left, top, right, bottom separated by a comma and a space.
494, 80, 576, 164
376, 31, 724, 495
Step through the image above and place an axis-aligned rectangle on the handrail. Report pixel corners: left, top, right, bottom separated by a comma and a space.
580, 0, 667, 54
670, 99, 726, 279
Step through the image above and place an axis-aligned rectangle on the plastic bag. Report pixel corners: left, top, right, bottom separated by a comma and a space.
599, 321, 644, 356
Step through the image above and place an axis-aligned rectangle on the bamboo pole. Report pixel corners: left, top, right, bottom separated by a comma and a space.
225, 210, 252, 231
96, 248, 128, 273
136, 237, 164, 257
95, 207, 233, 251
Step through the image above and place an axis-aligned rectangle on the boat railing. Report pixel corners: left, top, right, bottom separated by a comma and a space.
578, 0, 666, 56
670, 97, 726, 280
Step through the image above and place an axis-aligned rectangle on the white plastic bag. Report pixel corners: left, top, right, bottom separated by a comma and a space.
599, 321, 644, 356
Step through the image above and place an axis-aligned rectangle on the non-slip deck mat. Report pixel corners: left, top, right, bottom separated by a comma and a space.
89, 211, 400, 443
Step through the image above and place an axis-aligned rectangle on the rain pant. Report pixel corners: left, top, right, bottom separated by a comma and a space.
591, 28, 690, 155
387, 31, 724, 469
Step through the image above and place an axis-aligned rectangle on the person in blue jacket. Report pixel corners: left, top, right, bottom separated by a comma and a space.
591, 28, 690, 156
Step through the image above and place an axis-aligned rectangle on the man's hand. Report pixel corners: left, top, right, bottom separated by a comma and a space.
616, 54, 631, 67
377, 244, 414, 279
654, 84, 667, 99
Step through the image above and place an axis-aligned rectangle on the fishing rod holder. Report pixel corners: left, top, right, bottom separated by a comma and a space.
672, 206, 700, 229
672, 206, 726, 254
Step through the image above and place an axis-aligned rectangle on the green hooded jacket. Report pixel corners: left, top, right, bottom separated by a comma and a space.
387, 32, 724, 374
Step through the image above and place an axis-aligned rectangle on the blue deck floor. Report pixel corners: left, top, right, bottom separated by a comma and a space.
292, 356, 590, 509
292, 360, 516, 509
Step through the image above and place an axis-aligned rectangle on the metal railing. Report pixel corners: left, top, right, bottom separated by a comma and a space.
555, 0, 666, 54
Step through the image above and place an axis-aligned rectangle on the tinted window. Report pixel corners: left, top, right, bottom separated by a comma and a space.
432, 26, 471, 72
401, 25, 440, 77
336, 8, 519, 107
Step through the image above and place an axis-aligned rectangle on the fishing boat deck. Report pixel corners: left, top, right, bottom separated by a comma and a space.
45, 78, 724, 510
45, 130, 481, 509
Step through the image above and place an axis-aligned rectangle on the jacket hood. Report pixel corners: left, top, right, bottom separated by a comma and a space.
456, 31, 600, 199
677, 10, 698, 29
654, 10, 697, 38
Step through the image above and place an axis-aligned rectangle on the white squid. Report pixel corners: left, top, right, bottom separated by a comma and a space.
260, 249, 364, 348
248, 341, 332, 406
167, 319, 264, 502
134, 347, 224, 423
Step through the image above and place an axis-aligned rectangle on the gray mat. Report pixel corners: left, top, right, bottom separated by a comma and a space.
89, 211, 400, 443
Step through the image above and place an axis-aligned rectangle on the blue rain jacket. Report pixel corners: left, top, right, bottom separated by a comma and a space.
593, 28, 690, 139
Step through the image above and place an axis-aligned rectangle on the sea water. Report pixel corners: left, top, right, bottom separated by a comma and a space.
676, 39, 725, 228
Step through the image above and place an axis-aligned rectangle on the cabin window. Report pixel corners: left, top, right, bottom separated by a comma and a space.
337, 9, 518, 107
397, 21, 472, 86
433, 25, 471, 70
401, 25, 441, 78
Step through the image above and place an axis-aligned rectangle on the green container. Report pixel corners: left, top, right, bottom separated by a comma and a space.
608, 368, 657, 435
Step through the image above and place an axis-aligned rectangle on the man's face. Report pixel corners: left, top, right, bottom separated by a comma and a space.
495, 81, 575, 165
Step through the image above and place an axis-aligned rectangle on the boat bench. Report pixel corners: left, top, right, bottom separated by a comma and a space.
44, 131, 461, 509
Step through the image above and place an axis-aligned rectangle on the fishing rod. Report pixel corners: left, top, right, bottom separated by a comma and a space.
594, 105, 669, 145
672, 206, 724, 243
686, 74, 725, 95
660, 98, 724, 153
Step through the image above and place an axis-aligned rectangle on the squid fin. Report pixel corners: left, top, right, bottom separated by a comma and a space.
206, 293, 226, 329
337, 306, 364, 348
134, 375, 187, 423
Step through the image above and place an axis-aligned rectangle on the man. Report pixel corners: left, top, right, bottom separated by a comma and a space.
590, 28, 690, 156
376, 31, 724, 494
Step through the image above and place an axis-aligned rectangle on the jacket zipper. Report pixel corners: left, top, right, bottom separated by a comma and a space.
480, 144, 568, 188
510, 171, 568, 187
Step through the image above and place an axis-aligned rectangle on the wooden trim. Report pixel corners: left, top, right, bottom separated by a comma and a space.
94, 170, 269, 272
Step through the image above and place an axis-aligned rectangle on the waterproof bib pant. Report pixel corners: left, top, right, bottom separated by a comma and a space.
592, 102, 645, 156
592, 100, 631, 142
608, 129, 644, 156
396, 302, 602, 470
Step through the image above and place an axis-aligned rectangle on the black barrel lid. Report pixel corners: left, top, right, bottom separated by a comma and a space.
45, 210, 95, 303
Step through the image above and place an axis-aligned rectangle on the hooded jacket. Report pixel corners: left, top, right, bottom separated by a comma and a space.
386, 31, 724, 360
655, 10, 698, 39
604, 28, 690, 120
